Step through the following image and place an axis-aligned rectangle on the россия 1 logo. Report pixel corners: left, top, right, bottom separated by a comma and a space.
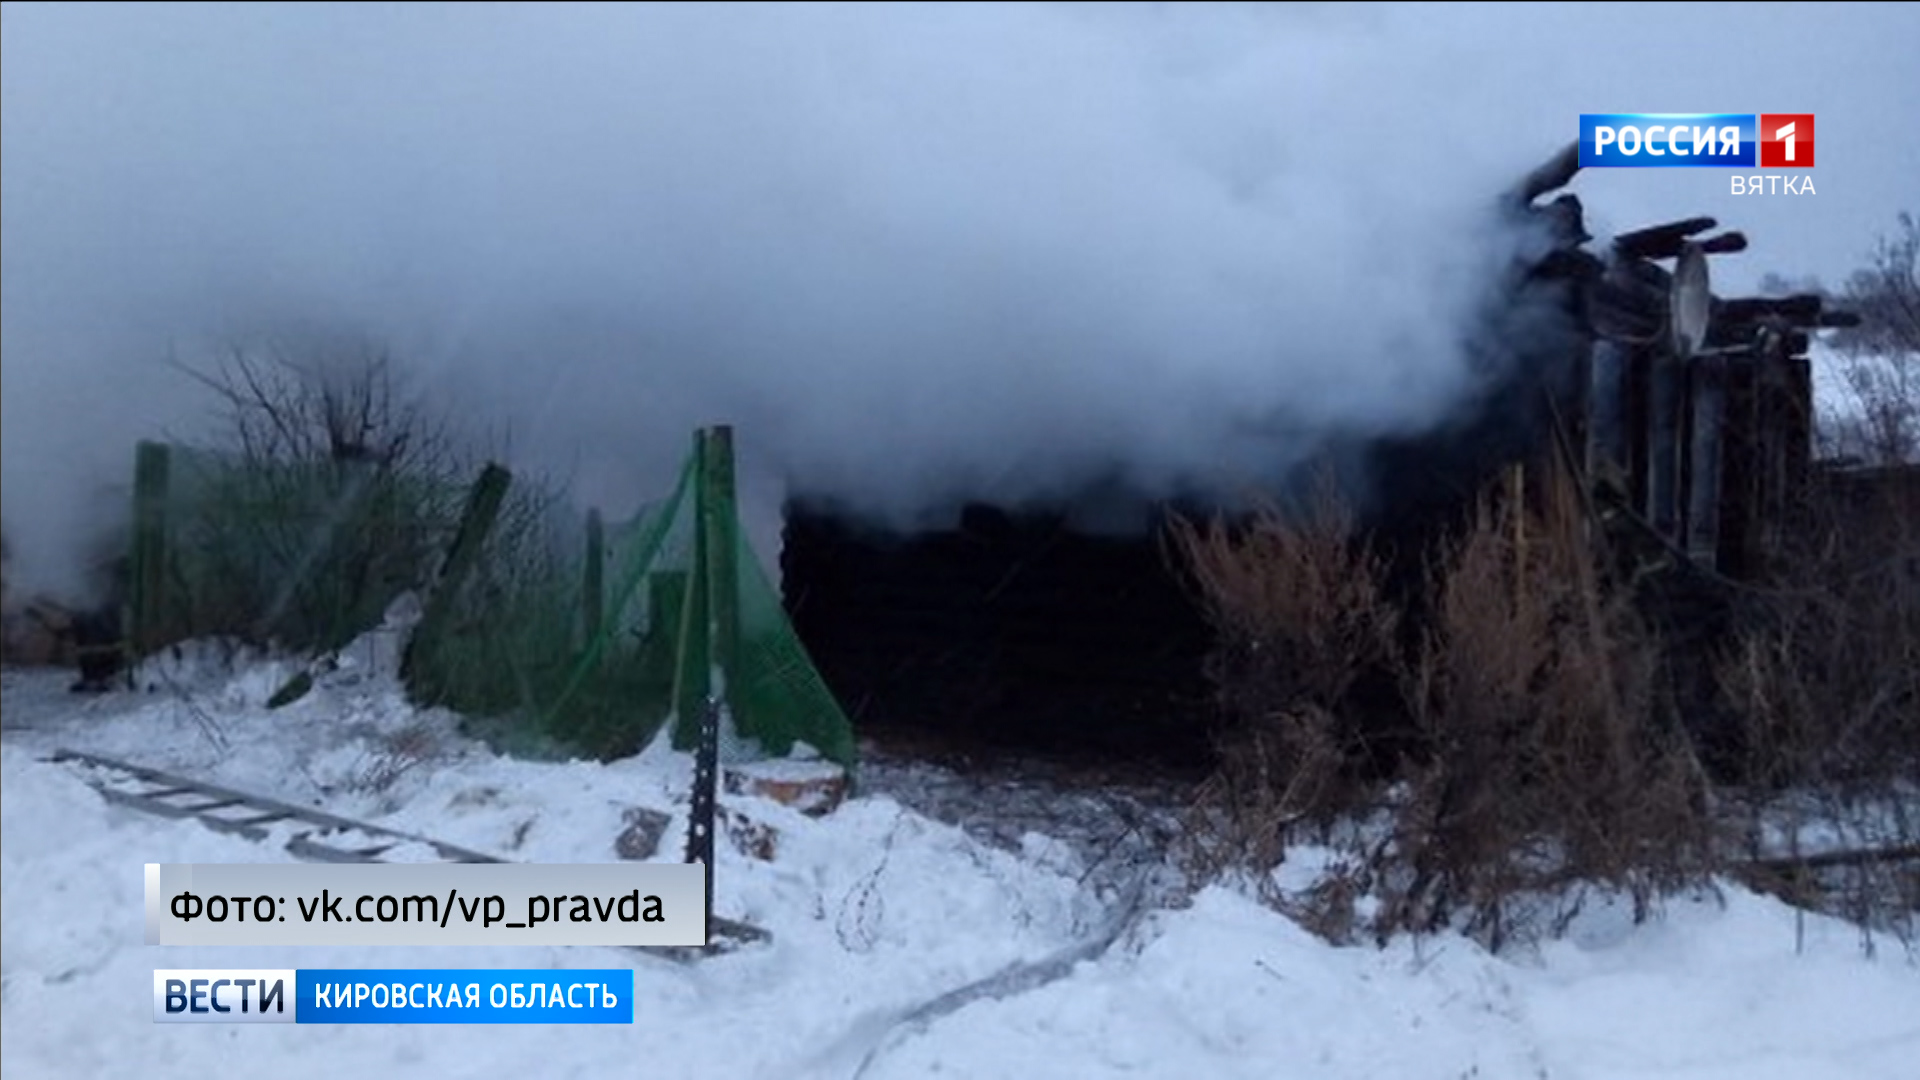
1757, 113, 1814, 168
1579, 114, 1814, 168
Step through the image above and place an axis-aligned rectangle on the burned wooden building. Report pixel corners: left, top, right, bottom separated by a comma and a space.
781, 143, 1857, 765
1514, 144, 1857, 580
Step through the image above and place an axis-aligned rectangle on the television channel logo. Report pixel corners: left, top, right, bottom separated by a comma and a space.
1579, 114, 1814, 168
1757, 113, 1815, 168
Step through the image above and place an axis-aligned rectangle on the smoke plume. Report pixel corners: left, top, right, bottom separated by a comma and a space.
8, 3, 1909, 600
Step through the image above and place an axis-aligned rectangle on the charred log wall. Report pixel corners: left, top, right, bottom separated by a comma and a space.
781, 503, 1213, 765
1576, 215, 1837, 580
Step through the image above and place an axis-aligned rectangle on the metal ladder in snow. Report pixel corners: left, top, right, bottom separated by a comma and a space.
50, 747, 503, 862
49, 746, 769, 960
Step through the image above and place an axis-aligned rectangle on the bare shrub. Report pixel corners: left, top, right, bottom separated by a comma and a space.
165, 336, 472, 653
1816, 212, 1920, 467
1276, 854, 1372, 946
1178, 456, 1720, 950
347, 723, 442, 795
179, 334, 450, 471
1169, 479, 1400, 878
1715, 464, 1920, 948
1718, 214, 1920, 946
1718, 470, 1919, 791
1377, 461, 1714, 948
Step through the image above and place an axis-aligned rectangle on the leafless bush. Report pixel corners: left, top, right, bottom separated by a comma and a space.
1714, 462, 1920, 949
1378, 462, 1714, 949
1718, 472, 1920, 793
1169, 479, 1399, 876
1817, 212, 1919, 467
164, 335, 472, 652
1176, 459, 1719, 950
177, 335, 453, 474
1275, 854, 1373, 946
1712, 214, 1920, 947
346, 723, 442, 795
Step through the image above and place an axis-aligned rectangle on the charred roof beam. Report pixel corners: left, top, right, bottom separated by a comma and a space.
1612, 217, 1718, 261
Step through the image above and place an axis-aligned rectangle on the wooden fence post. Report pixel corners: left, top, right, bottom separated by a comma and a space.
129, 441, 172, 658
581, 508, 605, 645
401, 462, 512, 687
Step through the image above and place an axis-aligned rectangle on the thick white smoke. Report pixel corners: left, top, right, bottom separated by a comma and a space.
6, 2, 1911, 600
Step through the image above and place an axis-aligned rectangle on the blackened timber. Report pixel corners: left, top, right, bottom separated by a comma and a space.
782, 504, 1213, 766
1647, 352, 1686, 540
1513, 140, 1583, 204
1705, 319, 1764, 350
1717, 294, 1825, 326
1590, 260, 1670, 342
1587, 340, 1632, 484
1532, 195, 1594, 249
1613, 217, 1717, 260
1687, 355, 1728, 568
1718, 352, 1762, 579
1784, 354, 1814, 522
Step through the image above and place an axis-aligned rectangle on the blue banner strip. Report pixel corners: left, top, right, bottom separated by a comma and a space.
294, 969, 634, 1024
1579, 113, 1756, 167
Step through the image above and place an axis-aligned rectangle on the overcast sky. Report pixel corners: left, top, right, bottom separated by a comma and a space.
4, 2, 1916, 599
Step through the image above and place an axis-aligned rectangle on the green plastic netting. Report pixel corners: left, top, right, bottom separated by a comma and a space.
400, 428, 857, 768
126, 430, 856, 771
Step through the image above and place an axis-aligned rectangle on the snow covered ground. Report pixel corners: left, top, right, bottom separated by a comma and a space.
3, 646, 1916, 1080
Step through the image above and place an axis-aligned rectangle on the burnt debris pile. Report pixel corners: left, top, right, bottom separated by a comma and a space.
781, 141, 1880, 771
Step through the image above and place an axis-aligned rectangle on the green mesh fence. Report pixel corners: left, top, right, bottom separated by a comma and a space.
402, 427, 857, 769
127, 440, 467, 657
128, 429, 855, 769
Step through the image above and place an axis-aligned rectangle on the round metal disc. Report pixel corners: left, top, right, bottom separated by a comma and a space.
1670, 242, 1712, 357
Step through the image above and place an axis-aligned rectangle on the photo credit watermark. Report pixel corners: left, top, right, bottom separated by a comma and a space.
145, 863, 704, 946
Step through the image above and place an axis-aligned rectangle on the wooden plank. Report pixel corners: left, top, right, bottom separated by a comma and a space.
429, 840, 504, 864
402, 461, 512, 687
129, 441, 172, 658
286, 834, 385, 863
1512, 140, 1582, 204
1613, 217, 1716, 260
